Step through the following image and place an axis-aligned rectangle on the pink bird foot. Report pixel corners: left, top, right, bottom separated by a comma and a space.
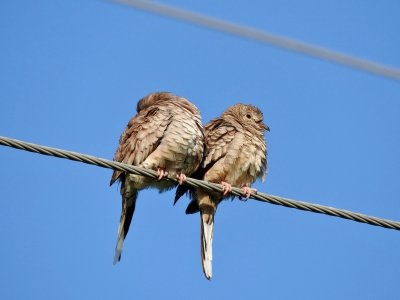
176, 173, 187, 185
156, 168, 169, 180
221, 181, 232, 196
241, 186, 257, 200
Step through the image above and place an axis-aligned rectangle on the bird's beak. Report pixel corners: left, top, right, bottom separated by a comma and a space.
263, 124, 270, 132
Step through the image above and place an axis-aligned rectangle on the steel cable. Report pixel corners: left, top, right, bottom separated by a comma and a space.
1, 135, 399, 231
111, 0, 400, 82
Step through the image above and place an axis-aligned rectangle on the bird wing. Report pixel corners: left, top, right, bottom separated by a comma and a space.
110, 104, 173, 185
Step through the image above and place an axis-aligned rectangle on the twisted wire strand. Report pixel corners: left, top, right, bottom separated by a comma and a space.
1, 135, 399, 231
111, 0, 400, 82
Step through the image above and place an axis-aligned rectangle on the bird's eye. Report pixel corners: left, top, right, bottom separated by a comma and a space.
246, 114, 251, 119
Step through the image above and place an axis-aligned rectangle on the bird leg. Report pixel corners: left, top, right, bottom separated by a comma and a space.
240, 186, 257, 200
156, 168, 169, 180
176, 172, 187, 185
220, 181, 232, 196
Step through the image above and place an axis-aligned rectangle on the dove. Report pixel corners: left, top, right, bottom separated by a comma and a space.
175, 103, 269, 280
110, 92, 205, 264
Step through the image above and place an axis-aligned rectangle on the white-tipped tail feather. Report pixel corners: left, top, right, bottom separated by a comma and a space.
201, 212, 214, 280
113, 223, 126, 265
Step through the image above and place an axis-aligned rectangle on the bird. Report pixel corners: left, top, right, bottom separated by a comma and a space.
175, 103, 269, 280
110, 92, 205, 264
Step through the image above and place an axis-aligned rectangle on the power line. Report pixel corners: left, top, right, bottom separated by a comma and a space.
1, 135, 399, 231
111, 0, 400, 82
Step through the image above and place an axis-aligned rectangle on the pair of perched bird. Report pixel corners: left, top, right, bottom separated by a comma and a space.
110, 92, 269, 280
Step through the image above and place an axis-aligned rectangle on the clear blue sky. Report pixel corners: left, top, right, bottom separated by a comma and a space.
1, 1, 399, 299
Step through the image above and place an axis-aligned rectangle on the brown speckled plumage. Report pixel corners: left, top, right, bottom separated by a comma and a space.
111, 92, 205, 264
176, 103, 269, 280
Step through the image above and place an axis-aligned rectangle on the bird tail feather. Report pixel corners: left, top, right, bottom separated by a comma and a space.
200, 210, 214, 280
113, 189, 137, 264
